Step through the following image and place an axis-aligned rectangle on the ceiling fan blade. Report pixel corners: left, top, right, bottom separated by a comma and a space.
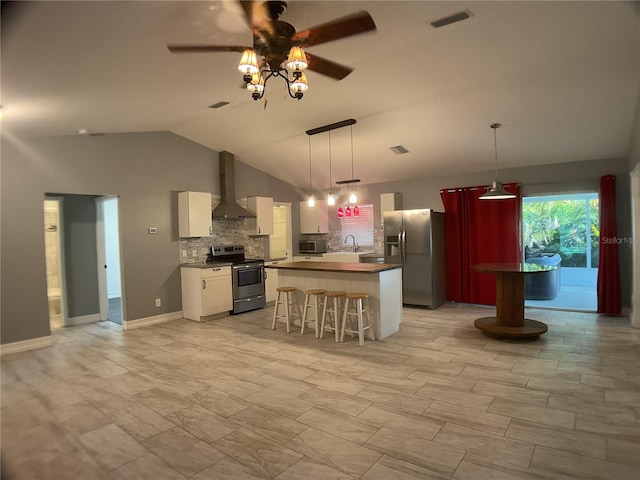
238, 0, 275, 41
305, 53, 353, 81
168, 45, 250, 54
292, 11, 376, 48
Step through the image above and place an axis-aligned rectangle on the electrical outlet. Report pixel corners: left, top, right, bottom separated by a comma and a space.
155, 298, 161, 307
181, 250, 187, 258
192, 249, 197, 257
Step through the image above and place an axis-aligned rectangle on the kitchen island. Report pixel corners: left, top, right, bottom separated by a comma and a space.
265, 261, 403, 340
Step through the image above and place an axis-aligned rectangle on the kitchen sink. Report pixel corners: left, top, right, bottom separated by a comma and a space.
322, 251, 374, 263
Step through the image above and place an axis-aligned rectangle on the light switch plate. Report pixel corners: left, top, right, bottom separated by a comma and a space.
148, 227, 158, 234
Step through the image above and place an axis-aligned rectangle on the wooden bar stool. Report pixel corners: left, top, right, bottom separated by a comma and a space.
320, 291, 346, 342
272, 286, 299, 333
341, 293, 374, 346
301, 289, 326, 337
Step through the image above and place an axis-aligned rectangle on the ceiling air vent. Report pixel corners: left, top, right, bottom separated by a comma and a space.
430, 10, 472, 29
209, 101, 230, 109
390, 145, 409, 155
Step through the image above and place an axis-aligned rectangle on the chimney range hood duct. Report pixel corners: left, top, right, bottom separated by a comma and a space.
212, 151, 256, 219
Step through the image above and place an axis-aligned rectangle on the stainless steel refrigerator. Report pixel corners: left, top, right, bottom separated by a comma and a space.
384, 209, 446, 308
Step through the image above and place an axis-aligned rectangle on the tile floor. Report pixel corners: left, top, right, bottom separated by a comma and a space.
1, 304, 639, 479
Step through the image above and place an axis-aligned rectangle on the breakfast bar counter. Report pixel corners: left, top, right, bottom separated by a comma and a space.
266, 261, 403, 339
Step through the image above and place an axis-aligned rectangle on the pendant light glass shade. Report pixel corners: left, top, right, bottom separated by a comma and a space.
480, 123, 516, 200
349, 191, 358, 204
290, 72, 309, 97
286, 47, 308, 72
345, 206, 352, 217
238, 49, 259, 75
337, 206, 344, 217
307, 195, 315, 207
246, 73, 264, 94
328, 193, 336, 206
353, 205, 360, 217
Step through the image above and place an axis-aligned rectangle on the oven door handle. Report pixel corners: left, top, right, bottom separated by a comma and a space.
233, 264, 264, 270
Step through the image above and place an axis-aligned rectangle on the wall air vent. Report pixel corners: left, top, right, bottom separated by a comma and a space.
390, 145, 409, 155
430, 10, 472, 28
209, 101, 230, 109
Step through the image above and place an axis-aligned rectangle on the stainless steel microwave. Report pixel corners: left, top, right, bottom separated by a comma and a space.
299, 239, 327, 254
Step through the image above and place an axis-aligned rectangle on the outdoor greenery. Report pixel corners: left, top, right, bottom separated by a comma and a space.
523, 197, 599, 268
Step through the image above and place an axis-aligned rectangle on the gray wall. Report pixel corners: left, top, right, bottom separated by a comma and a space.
1, 131, 305, 344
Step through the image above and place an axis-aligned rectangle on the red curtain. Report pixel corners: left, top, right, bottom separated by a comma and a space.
440, 183, 521, 305
597, 175, 621, 315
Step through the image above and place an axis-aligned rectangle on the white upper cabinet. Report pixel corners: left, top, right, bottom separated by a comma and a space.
178, 191, 212, 237
300, 200, 328, 234
246, 196, 274, 235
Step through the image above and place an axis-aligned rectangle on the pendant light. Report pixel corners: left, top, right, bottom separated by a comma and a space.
327, 132, 336, 206
480, 123, 516, 200
307, 136, 315, 207
348, 124, 358, 204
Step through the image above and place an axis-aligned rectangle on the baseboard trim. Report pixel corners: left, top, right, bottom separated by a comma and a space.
1, 336, 54, 356
67, 313, 101, 326
124, 311, 183, 331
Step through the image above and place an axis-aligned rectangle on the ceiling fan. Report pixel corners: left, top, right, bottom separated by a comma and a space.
168, 0, 377, 100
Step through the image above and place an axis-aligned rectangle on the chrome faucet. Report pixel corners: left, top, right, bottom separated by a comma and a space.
345, 235, 358, 252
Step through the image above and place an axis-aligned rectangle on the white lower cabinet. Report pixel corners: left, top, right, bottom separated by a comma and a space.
265, 260, 281, 303
181, 266, 232, 321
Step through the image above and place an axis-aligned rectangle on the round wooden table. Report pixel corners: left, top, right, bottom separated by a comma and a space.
473, 263, 554, 339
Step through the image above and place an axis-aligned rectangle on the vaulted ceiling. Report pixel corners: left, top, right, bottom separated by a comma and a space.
2, 1, 639, 190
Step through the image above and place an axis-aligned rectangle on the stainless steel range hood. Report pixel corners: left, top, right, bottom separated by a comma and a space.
212, 151, 256, 219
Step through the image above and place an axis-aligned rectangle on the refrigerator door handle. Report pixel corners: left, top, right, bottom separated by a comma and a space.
400, 230, 406, 264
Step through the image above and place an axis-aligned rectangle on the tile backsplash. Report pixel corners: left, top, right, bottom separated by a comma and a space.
180, 218, 266, 263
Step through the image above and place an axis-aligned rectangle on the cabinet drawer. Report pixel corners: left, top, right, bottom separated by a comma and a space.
201, 266, 231, 279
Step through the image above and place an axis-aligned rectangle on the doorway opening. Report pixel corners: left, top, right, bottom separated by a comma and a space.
44, 198, 67, 330
522, 193, 599, 311
269, 202, 292, 260
43, 194, 123, 329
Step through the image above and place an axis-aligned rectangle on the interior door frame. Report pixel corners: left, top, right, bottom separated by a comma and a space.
96, 197, 109, 320
45, 196, 69, 327
96, 195, 124, 323
273, 202, 292, 261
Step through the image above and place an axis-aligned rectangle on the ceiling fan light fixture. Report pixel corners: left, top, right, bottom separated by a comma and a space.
238, 49, 259, 79
286, 46, 308, 72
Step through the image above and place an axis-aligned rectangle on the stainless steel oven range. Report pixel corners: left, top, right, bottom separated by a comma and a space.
208, 245, 266, 314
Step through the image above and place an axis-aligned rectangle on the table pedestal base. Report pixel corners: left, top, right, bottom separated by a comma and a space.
474, 317, 548, 339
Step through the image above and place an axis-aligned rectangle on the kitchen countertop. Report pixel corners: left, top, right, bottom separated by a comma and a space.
264, 257, 288, 262
265, 261, 401, 274
180, 262, 233, 269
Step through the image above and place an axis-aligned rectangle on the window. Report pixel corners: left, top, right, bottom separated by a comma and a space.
341, 204, 374, 246
522, 193, 599, 268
